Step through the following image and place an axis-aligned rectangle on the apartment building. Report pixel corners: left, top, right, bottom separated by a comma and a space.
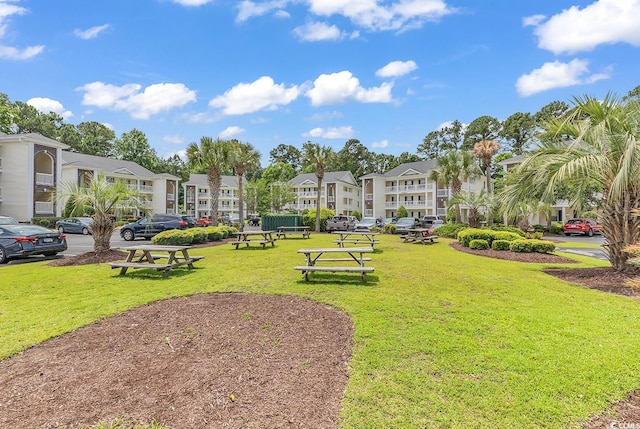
287, 171, 361, 215
360, 160, 483, 221
183, 174, 245, 221
0, 133, 69, 222
61, 152, 180, 216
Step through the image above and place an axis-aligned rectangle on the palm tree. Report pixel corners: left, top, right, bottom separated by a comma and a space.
230, 141, 261, 232
304, 144, 333, 232
472, 139, 501, 225
186, 137, 233, 227
448, 190, 490, 228
429, 150, 481, 222
55, 172, 147, 253
501, 93, 640, 272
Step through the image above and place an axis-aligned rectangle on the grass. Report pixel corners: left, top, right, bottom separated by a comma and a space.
1, 233, 638, 428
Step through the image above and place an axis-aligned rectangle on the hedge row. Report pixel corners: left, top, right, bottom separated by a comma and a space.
151, 225, 237, 245
459, 228, 555, 254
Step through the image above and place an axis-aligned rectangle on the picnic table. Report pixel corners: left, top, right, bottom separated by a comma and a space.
109, 244, 204, 277
294, 247, 374, 282
276, 225, 311, 239
333, 231, 380, 248
231, 230, 276, 249
401, 228, 439, 244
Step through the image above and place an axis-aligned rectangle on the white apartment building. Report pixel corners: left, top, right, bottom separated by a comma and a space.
61, 152, 180, 217
0, 133, 69, 222
287, 171, 361, 216
360, 160, 483, 221
183, 174, 245, 220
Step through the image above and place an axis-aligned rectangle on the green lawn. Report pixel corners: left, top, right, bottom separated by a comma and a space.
1, 234, 638, 428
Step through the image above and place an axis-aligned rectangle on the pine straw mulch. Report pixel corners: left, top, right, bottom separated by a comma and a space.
2, 238, 639, 427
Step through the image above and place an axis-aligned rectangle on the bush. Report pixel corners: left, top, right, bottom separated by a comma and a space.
188, 228, 208, 244
383, 223, 396, 234
489, 225, 526, 237
524, 231, 544, 240
352, 210, 361, 220
435, 223, 469, 239
202, 226, 223, 241
492, 231, 523, 242
152, 229, 193, 245
550, 222, 564, 234
31, 217, 58, 228
492, 240, 511, 251
531, 224, 547, 233
302, 208, 335, 232
458, 228, 493, 247
469, 239, 489, 250
531, 239, 556, 253
509, 239, 534, 253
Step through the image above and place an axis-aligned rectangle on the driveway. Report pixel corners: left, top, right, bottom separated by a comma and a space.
549, 234, 609, 261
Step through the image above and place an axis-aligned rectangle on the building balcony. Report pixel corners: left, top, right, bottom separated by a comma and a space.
385, 186, 397, 193
167, 194, 175, 201
436, 208, 447, 216
35, 201, 54, 214
139, 185, 153, 193
364, 209, 374, 217
327, 196, 335, 203
401, 200, 427, 209
398, 184, 426, 193
385, 201, 398, 209
364, 193, 373, 200
437, 189, 449, 198
186, 197, 195, 203
36, 173, 54, 185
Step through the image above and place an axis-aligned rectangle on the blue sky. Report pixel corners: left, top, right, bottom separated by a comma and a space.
1, 0, 639, 166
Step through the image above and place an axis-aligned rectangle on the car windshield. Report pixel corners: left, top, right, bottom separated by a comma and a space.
566, 219, 583, 225
77, 218, 93, 224
396, 218, 414, 225
0, 216, 19, 225
2, 224, 53, 234
358, 218, 376, 225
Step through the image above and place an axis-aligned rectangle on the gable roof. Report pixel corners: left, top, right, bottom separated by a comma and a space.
0, 132, 70, 150
61, 151, 178, 180
184, 174, 245, 187
290, 171, 358, 187
381, 160, 437, 177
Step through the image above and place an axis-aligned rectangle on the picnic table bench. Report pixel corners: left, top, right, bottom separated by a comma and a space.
230, 230, 276, 249
294, 247, 374, 282
109, 245, 204, 277
332, 231, 380, 248
276, 225, 311, 239
401, 229, 439, 244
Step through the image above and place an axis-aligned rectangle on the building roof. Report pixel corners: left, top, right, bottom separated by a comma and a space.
379, 160, 438, 177
61, 151, 178, 180
289, 171, 357, 187
497, 154, 526, 166
184, 173, 245, 188
0, 132, 70, 150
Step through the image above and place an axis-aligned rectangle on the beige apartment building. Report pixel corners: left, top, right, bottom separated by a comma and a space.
286, 171, 361, 216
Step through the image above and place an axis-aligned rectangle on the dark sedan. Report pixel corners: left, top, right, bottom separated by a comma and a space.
0, 224, 68, 264
55, 217, 93, 235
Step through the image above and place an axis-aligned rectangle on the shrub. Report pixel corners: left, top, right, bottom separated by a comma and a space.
531, 224, 547, 233
531, 239, 556, 253
458, 228, 493, 247
383, 223, 396, 234
202, 226, 223, 241
492, 240, 511, 251
302, 208, 335, 232
352, 210, 361, 220
397, 205, 408, 219
436, 223, 469, 239
524, 231, 544, 240
469, 239, 489, 250
188, 228, 208, 244
509, 239, 534, 253
492, 231, 523, 242
152, 229, 192, 245
489, 225, 526, 237
550, 222, 564, 234
31, 217, 57, 228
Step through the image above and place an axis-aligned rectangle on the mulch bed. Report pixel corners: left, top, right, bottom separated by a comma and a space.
4, 237, 640, 427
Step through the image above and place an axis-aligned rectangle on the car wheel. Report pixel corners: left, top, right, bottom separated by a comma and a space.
82, 227, 89, 235
58, 226, 65, 233
564, 233, 570, 236
0, 246, 7, 264
587, 229, 593, 237
122, 229, 135, 241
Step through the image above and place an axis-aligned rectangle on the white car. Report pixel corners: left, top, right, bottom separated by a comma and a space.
354, 217, 381, 231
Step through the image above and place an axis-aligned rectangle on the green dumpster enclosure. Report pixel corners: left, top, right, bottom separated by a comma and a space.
261, 214, 301, 231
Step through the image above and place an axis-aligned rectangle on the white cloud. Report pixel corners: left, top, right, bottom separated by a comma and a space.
371, 139, 388, 149
304, 126, 354, 139
529, 0, 640, 54
163, 134, 185, 145
209, 76, 300, 115
74, 24, 110, 40
169, 0, 213, 6
307, 0, 455, 32
522, 14, 545, 27
78, 81, 197, 119
516, 59, 610, 97
219, 126, 245, 138
306, 70, 393, 106
376, 60, 417, 78
27, 97, 73, 119
237, 0, 288, 22
294, 21, 343, 41
0, 1, 44, 60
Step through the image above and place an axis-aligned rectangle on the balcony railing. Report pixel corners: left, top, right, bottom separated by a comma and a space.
402, 200, 426, 208
186, 197, 195, 203
437, 189, 449, 198
385, 202, 398, 209
35, 201, 54, 214
327, 196, 335, 203
36, 173, 54, 185
398, 184, 426, 193
139, 185, 153, 193
364, 193, 373, 200
167, 194, 175, 201
436, 208, 447, 216
385, 186, 397, 193
364, 209, 374, 217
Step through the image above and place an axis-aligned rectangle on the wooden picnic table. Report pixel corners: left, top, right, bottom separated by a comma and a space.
333, 230, 380, 248
294, 247, 374, 282
109, 244, 204, 277
401, 228, 439, 244
276, 225, 311, 239
231, 230, 276, 249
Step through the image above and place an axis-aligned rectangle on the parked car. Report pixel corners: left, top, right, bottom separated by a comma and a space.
325, 215, 356, 232
394, 217, 420, 234
0, 224, 68, 263
195, 216, 213, 227
55, 217, 93, 235
419, 215, 442, 228
120, 213, 196, 241
563, 218, 604, 237
354, 217, 382, 231
0, 216, 19, 225
382, 217, 397, 226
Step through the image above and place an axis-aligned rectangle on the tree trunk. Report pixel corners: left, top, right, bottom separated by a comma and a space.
237, 173, 244, 232
601, 191, 640, 273
485, 166, 494, 226
315, 177, 323, 232
208, 168, 222, 227
451, 179, 462, 223
92, 213, 115, 253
